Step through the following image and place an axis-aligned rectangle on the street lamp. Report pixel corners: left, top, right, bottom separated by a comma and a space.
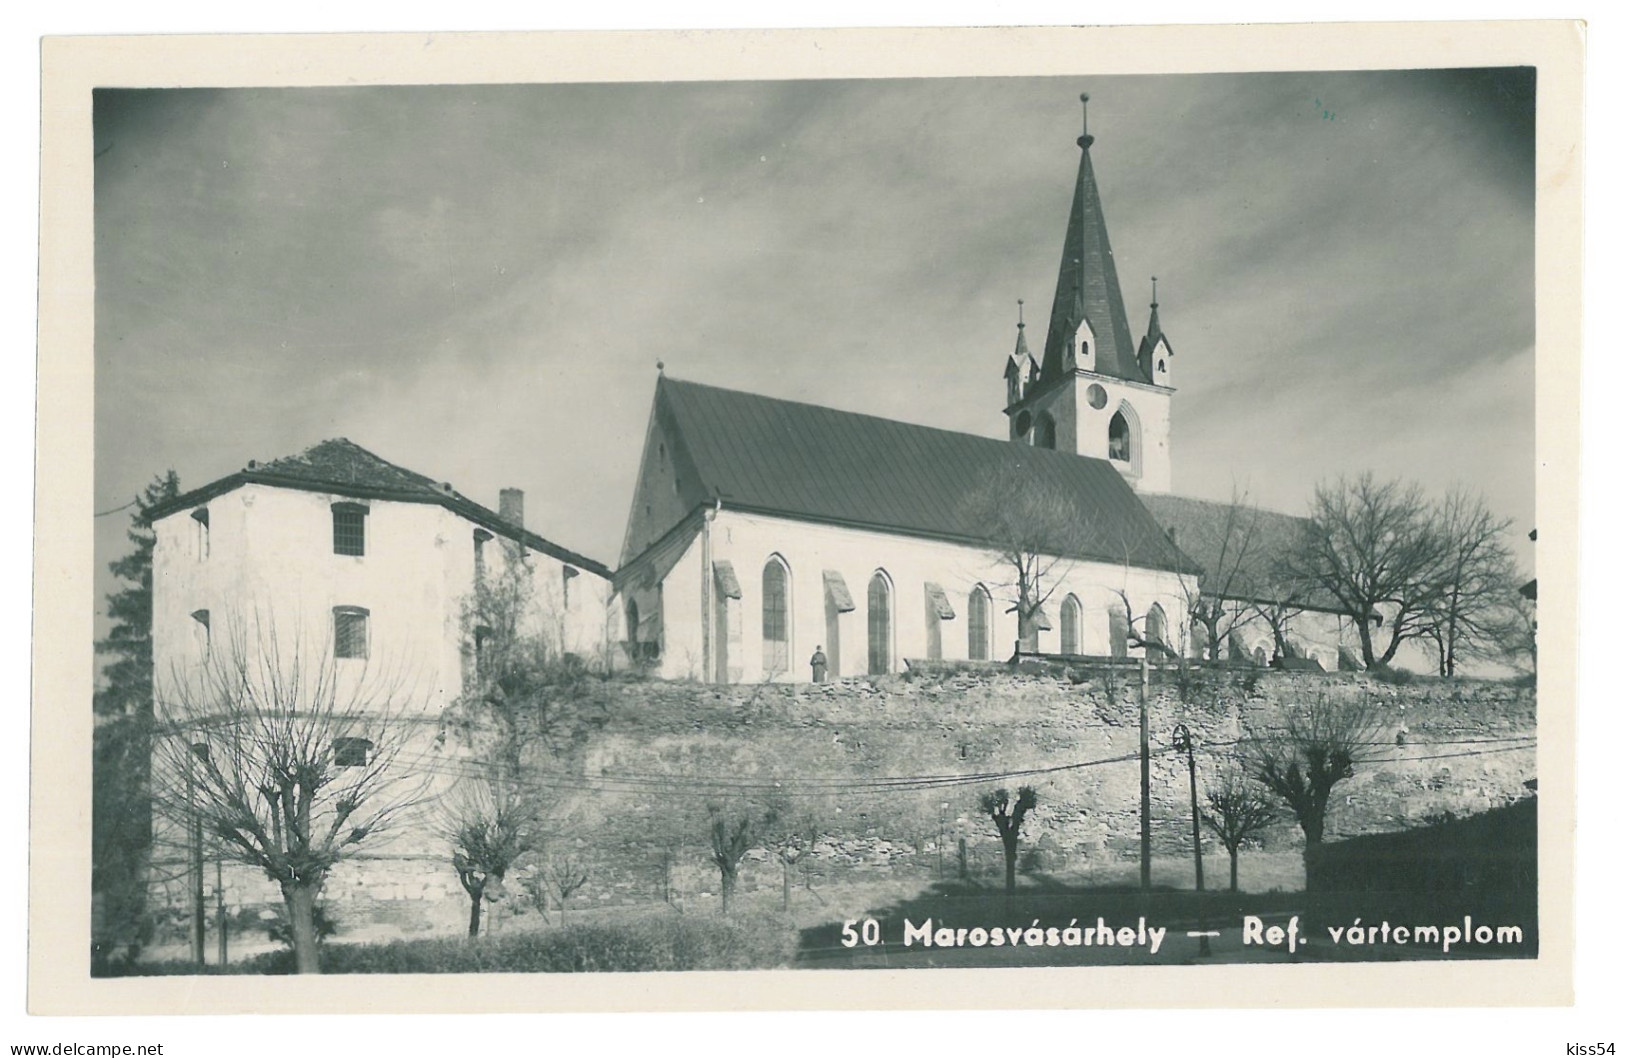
1172, 724, 1210, 957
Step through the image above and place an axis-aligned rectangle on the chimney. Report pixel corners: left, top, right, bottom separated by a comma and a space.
499, 488, 524, 529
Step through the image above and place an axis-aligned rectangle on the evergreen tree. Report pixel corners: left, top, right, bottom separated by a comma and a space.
94, 471, 179, 717
90, 471, 177, 969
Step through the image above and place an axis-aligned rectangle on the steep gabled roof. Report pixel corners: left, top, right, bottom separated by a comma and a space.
146, 438, 611, 578
638, 377, 1199, 575
1138, 493, 1345, 613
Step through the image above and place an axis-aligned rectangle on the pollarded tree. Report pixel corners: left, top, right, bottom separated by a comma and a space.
705, 799, 778, 914
151, 616, 428, 974
442, 770, 543, 938
1247, 692, 1383, 890
1200, 769, 1278, 892
979, 786, 1038, 895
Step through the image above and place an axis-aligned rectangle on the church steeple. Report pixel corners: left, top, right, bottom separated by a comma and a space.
1038, 93, 1142, 388
1000, 93, 1175, 493
1137, 276, 1174, 385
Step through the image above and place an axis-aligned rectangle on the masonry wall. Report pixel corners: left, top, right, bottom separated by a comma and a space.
151, 667, 1533, 942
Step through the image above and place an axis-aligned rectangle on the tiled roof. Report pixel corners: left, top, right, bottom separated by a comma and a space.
1037, 140, 1146, 388
646, 377, 1199, 575
1137, 493, 1344, 613
146, 438, 611, 578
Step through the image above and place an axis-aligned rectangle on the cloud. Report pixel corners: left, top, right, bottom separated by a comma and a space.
92, 72, 1537, 620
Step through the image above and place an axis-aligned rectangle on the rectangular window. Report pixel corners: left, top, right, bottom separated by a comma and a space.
191, 508, 210, 560
191, 609, 210, 657
334, 606, 370, 659
332, 503, 368, 556
332, 737, 373, 768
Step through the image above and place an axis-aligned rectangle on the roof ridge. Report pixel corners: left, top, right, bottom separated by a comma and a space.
661, 375, 1116, 469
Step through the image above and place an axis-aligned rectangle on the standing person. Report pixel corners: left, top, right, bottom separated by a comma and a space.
810, 646, 828, 684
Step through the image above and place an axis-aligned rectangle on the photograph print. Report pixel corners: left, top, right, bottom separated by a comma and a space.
51, 26, 1578, 1012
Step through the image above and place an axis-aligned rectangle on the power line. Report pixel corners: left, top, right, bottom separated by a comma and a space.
94, 499, 139, 518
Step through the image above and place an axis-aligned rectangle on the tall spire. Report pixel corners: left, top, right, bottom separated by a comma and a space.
1137, 275, 1174, 383
1038, 92, 1141, 387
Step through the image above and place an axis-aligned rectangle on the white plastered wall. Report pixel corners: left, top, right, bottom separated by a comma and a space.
637, 508, 1190, 684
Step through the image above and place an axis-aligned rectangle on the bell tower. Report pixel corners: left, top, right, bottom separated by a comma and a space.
1002, 93, 1176, 494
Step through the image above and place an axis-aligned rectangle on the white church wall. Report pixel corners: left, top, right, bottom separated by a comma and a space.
683, 509, 1189, 684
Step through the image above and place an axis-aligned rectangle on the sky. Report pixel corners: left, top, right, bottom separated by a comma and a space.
92, 69, 1538, 623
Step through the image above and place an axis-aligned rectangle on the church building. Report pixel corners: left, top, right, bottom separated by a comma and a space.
615, 97, 1234, 684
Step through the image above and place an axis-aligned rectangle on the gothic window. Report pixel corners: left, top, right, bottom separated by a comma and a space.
968, 586, 991, 661
333, 606, 370, 660
625, 598, 640, 644
762, 557, 790, 675
1014, 410, 1033, 440
332, 502, 368, 556
1060, 595, 1081, 655
1035, 412, 1057, 450
867, 572, 891, 675
1108, 411, 1132, 462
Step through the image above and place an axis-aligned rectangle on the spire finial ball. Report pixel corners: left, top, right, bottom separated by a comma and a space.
656, 360, 665, 374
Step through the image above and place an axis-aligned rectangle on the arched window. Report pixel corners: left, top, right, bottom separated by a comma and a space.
1146, 604, 1168, 657
968, 586, 991, 661
1108, 604, 1129, 659
1035, 412, 1057, 450
1060, 595, 1082, 655
867, 572, 891, 675
625, 598, 640, 644
762, 557, 790, 675
1108, 410, 1132, 462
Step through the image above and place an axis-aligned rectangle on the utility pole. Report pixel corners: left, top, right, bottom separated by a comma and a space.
216, 858, 228, 966
1139, 657, 1151, 894
186, 742, 206, 967
1173, 723, 1210, 957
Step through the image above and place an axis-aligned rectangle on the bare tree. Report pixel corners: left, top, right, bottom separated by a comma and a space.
151, 617, 427, 974
1286, 474, 1446, 669
1489, 590, 1537, 675
966, 472, 1089, 654
706, 800, 777, 914
978, 786, 1038, 896
1200, 769, 1277, 892
1167, 492, 1268, 664
759, 792, 827, 911
442, 771, 543, 937
1420, 489, 1519, 677
547, 852, 590, 924
1247, 692, 1383, 889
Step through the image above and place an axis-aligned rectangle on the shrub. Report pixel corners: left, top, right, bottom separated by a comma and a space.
109, 909, 798, 975
1369, 665, 1416, 686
